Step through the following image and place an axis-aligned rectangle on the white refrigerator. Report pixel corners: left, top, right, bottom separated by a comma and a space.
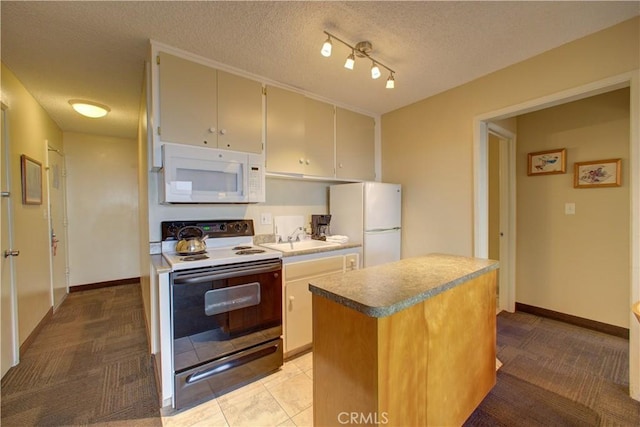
330, 182, 401, 267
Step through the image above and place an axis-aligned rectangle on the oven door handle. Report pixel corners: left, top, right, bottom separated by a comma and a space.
173, 263, 280, 285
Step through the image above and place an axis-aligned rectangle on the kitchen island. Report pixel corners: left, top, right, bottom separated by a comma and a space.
309, 253, 499, 427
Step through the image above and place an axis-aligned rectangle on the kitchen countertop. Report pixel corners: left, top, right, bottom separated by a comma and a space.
309, 253, 498, 318
151, 254, 171, 274
276, 242, 361, 257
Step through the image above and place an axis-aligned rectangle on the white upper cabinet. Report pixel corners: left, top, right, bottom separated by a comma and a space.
265, 86, 335, 177
265, 86, 306, 174
216, 70, 263, 153
304, 97, 335, 177
155, 51, 263, 155
158, 52, 218, 148
335, 107, 375, 181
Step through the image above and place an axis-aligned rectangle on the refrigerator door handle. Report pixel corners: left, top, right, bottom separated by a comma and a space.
365, 227, 401, 233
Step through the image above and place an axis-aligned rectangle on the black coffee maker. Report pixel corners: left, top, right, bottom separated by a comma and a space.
311, 215, 331, 240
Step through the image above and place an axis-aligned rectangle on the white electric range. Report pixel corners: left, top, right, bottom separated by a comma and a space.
161, 219, 284, 410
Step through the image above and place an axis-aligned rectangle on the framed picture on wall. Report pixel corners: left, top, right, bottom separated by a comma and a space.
527, 148, 566, 176
574, 158, 621, 188
20, 154, 43, 205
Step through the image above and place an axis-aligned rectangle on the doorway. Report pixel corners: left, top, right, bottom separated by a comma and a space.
473, 71, 640, 400
47, 145, 68, 309
1, 105, 19, 378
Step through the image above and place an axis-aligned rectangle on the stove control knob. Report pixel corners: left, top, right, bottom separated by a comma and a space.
167, 225, 179, 238
219, 224, 227, 231
233, 223, 242, 232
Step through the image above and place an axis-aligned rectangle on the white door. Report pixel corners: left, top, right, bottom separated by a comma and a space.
363, 182, 402, 230
487, 123, 516, 313
47, 147, 68, 309
1, 106, 18, 377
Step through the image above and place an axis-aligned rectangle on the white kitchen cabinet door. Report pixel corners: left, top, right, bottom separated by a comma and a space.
158, 51, 217, 147
335, 107, 375, 181
303, 97, 335, 177
217, 70, 263, 153
283, 255, 344, 354
285, 278, 313, 353
265, 86, 305, 174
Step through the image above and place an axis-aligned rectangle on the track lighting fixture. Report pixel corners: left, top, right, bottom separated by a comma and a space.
320, 30, 396, 89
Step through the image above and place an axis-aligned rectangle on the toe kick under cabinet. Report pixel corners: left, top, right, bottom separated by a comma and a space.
283, 253, 359, 357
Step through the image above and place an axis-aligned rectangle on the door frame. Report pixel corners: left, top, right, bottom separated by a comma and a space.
473, 70, 640, 400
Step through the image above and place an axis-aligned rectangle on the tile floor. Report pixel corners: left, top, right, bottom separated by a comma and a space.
162, 351, 314, 427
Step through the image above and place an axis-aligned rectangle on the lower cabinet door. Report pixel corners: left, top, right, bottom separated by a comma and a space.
285, 278, 313, 352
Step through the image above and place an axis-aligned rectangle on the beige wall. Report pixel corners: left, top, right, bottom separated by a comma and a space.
381, 18, 638, 261
1, 64, 63, 345
516, 89, 630, 327
65, 132, 140, 285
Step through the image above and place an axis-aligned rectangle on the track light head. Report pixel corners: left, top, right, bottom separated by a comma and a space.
386, 73, 395, 89
371, 62, 381, 79
321, 36, 332, 57
344, 51, 355, 70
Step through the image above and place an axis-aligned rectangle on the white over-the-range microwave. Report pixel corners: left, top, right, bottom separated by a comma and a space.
160, 143, 265, 204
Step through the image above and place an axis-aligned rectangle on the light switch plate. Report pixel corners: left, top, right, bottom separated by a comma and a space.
261, 212, 272, 225
565, 203, 576, 215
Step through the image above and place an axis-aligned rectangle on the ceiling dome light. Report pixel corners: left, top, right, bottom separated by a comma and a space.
371, 62, 381, 80
344, 51, 355, 70
321, 36, 332, 57
386, 73, 395, 89
69, 100, 110, 118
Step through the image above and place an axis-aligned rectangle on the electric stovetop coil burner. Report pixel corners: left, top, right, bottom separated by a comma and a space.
236, 249, 266, 255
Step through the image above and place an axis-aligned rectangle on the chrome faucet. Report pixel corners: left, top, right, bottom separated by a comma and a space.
285, 227, 304, 248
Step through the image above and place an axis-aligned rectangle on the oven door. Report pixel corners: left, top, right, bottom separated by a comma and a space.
170, 258, 283, 407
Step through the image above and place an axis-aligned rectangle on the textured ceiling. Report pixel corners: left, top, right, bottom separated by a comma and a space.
1, 1, 639, 140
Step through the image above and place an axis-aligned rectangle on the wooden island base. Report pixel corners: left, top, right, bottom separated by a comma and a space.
312, 269, 496, 427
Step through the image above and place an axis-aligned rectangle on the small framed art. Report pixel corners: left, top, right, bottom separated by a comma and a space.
527, 148, 566, 176
20, 154, 43, 205
574, 158, 621, 188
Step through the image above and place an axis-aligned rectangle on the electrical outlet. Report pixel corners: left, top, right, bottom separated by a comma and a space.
260, 212, 272, 225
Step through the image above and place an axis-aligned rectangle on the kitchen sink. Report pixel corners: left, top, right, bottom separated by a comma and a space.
260, 239, 340, 253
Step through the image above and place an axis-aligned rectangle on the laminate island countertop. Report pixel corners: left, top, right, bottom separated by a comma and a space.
308, 253, 498, 317
309, 253, 499, 427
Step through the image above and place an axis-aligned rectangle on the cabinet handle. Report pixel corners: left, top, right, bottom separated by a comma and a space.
219, 129, 227, 135
208, 127, 216, 133
299, 158, 304, 164
305, 159, 310, 165
339, 163, 344, 168
289, 296, 295, 301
